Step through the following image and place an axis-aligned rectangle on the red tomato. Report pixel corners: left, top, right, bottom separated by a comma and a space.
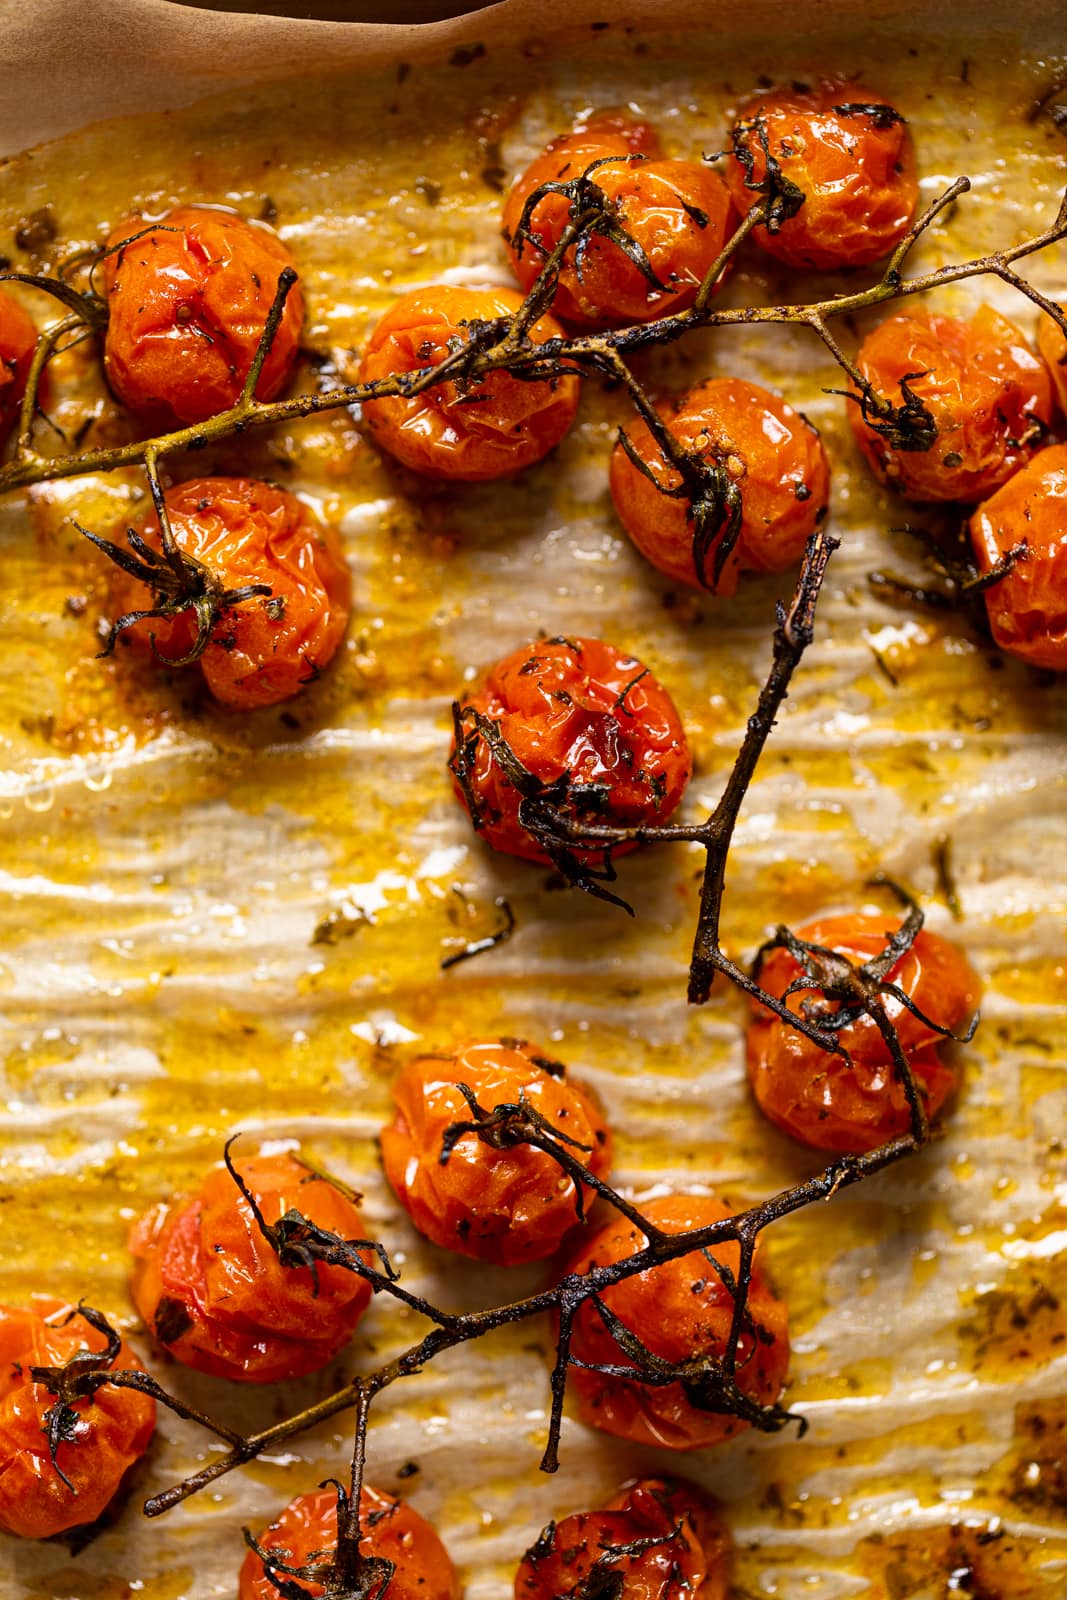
380, 1038, 612, 1265
0, 286, 37, 447
564, 1195, 790, 1450
748, 914, 981, 1153
1037, 314, 1067, 416
450, 636, 691, 865
849, 306, 1052, 502
724, 80, 917, 270
101, 205, 304, 430
502, 114, 736, 329
359, 285, 579, 480
107, 476, 351, 710
238, 1483, 461, 1600
969, 441, 1067, 670
128, 1152, 374, 1383
0, 1297, 155, 1539
609, 376, 830, 593
515, 1477, 731, 1600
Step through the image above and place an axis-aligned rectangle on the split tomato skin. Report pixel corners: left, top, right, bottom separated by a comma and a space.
128, 1152, 374, 1384
969, 441, 1067, 671
380, 1038, 612, 1265
748, 914, 981, 1153
0, 287, 38, 447
0, 1297, 156, 1540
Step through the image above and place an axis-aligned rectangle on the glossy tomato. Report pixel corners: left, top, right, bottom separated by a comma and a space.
748, 914, 981, 1153
609, 376, 830, 593
564, 1194, 790, 1450
0, 287, 37, 447
380, 1038, 611, 1265
0, 1297, 155, 1539
102, 205, 304, 430
970, 441, 1067, 670
359, 285, 579, 480
129, 1151, 374, 1383
1037, 313, 1067, 415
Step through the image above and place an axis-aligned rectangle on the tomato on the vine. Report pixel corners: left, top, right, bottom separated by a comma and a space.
0, 287, 37, 447
1037, 313, 1067, 415
969, 441, 1067, 671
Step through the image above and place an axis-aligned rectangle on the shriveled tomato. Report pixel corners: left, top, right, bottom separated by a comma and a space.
380, 1038, 611, 1265
1037, 313, 1067, 415
129, 1151, 374, 1383
609, 376, 830, 593
849, 306, 1052, 502
107, 476, 350, 710
239, 1483, 461, 1600
101, 205, 304, 430
0, 287, 37, 447
0, 1297, 155, 1539
450, 636, 691, 865
969, 441, 1067, 670
725, 80, 917, 270
563, 1195, 790, 1450
502, 113, 736, 328
516, 1477, 731, 1600
748, 914, 981, 1153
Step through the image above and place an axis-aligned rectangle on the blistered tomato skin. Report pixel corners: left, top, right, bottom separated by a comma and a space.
0, 288, 38, 447
238, 1484, 461, 1600
970, 442, 1067, 671
563, 1195, 790, 1451
451, 636, 691, 865
849, 307, 1052, 502
502, 114, 737, 329
359, 286, 579, 480
128, 1153, 374, 1383
725, 80, 918, 271
1037, 314, 1067, 415
748, 915, 981, 1153
0, 1298, 156, 1539
609, 377, 830, 593
381, 1038, 612, 1265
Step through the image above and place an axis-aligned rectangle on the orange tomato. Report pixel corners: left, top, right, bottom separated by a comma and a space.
450, 636, 691, 865
502, 114, 736, 328
101, 205, 304, 430
0, 1297, 155, 1539
748, 915, 981, 1153
0, 286, 37, 447
849, 306, 1052, 502
563, 1195, 790, 1450
380, 1038, 612, 1265
609, 376, 830, 593
128, 1152, 374, 1383
359, 285, 579, 480
1037, 313, 1067, 415
969, 441, 1067, 670
725, 80, 917, 270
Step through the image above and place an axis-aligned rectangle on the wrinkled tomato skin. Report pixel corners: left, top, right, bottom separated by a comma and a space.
502, 115, 736, 329
129, 1153, 373, 1383
748, 915, 981, 1153
0, 288, 38, 448
451, 636, 691, 865
1037, 314, 1067, 415
563, 1195, 790, 1450
381, 1038, 612, 1265
969, 441, 1067, 671
360, 286, 579, 481
849, 307, 1052, 502
609, 377, 830, 594
725, 80, 917, 271
108, 477, 351, 710
0, 1297, 156, 1540
101, 205, 304, 431
515, 1477, 731, 1600
238, 1484, 461, 1600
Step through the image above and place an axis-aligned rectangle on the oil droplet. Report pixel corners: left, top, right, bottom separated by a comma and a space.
24, 784, 54, 814
84, 768, 112, 793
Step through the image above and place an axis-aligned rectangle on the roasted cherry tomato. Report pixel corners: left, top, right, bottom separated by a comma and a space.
0, 287, 38, 448
380, 1038, 612, 1265
563, 1194, 790, 1450
502, 113, 736, 329
748, 914, 981, 1153
359, 285, 579, 481
969, 441, 1067, 670
0, 1297, 156, 1539
107, 476, 351, 710
239, 1483, 461, 1600
101, 205, 304, 430
724, 80, 917, 271
129, 1151, 374, 1383
849, 306, 1052, 503
1037, 313, 1067, 416
450, 636, 691, 865
609, 376, 830, 593
516, 1477, 731, 1600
